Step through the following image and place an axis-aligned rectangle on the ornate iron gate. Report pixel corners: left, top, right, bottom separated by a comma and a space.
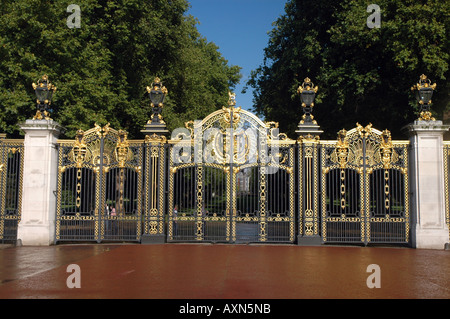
0, 136, 24, 243
167, 101, 295, 243
53, 119, 411, 245
321, 124, 410, 244
55, 124, 144, 242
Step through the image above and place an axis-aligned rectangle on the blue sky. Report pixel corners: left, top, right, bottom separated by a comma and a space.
187, 0, 287, 111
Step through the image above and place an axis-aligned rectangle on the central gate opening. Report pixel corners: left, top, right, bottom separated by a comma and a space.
167, 98, 295, 243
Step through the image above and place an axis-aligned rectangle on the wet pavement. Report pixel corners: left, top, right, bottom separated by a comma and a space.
0, 243, 448, 299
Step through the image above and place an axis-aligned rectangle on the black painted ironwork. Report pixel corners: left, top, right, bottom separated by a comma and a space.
0, 138, 24, 243
320, 124, 410, 245
167, 104, 296, 243
55, 125, 144, 243
52, 119, 410, 246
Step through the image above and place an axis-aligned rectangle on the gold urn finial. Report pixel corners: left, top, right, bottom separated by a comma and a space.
32, 74, 56, 120
411, 74, 437, 121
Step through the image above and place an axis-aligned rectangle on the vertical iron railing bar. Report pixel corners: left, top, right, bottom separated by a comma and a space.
362, 136, 368, 245
97, 134, 104, 243
0, 145, 6, 241
229, 109, 235, 243
160, 143, 165, 241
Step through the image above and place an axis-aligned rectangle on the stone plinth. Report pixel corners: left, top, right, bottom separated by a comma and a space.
405, 120, 450, 249
17, 119, 62, 245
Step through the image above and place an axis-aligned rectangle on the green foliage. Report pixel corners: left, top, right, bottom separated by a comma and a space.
0, 0, 241, 138
246, 0, 449, 139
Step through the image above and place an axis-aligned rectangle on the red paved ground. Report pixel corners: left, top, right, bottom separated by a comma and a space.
0, 244, 448, 299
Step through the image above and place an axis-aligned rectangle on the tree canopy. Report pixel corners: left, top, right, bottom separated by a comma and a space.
0, 0, 241, 138
246, 0, 449, 139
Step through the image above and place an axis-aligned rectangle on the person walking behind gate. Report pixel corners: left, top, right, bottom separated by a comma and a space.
105, 204, 111, 233
173, 204, 178, 235
110, 206, 116, 235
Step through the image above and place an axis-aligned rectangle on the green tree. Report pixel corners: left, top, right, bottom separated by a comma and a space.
0, 0, 241, 138
246, 0, 449, 139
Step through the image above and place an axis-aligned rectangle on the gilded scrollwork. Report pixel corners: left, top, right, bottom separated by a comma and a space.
321, 123, 410, 244
0, 139, 24, 241
56, 124, 144, 242
69, 129, 91, 168
115, 130, 133, 168
222, 106, 241, 127
145, 133, 167, 145
167, 95, 295, 243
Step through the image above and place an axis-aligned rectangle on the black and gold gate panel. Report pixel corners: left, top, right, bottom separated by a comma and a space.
0, 136, 24, 243
168, 98, 295, 243
321, 123, 409, 244
262, 122, 295, 243
141, 133, 167, 240
56, 124, 143, 242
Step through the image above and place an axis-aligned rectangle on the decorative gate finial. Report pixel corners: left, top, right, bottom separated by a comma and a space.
297, 77, 318, 125
296, 77, 323, 139
32, 75, 56, 120
228, 91, 236, 106
411, 74, 436, 121
141, 77, 169, 136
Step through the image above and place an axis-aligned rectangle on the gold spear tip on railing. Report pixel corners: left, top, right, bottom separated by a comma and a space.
228, 91, 236, 106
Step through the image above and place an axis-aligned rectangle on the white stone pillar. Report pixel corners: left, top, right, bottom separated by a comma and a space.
17, 119, 62, 245
405, 120, 450, 249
